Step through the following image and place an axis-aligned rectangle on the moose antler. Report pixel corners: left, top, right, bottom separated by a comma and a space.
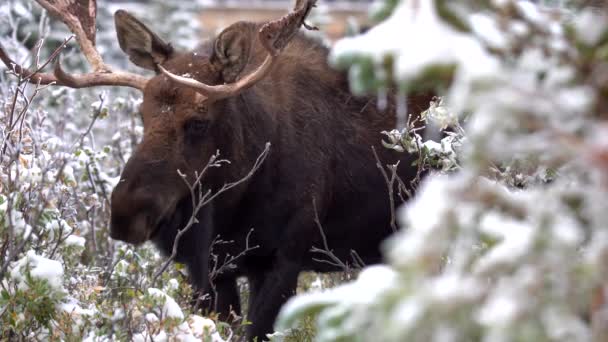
0, 0, 147, 90
158, 0, 318, 101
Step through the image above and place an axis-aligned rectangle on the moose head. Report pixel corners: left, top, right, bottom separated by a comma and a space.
1, 0, 317, 245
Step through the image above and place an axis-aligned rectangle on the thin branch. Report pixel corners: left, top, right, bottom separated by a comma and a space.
309, 198, 363, 275
0, 36, 73, 85
371, 146, 398, 232
209, 228, 260, 282
206, 228, 260, 312
150, 143, 271, 287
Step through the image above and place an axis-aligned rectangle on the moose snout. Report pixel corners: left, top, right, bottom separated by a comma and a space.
110, 211, 151, 244
110, 182, 168, 245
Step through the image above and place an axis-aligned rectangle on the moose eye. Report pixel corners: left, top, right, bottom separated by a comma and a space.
183, 119, 209, 138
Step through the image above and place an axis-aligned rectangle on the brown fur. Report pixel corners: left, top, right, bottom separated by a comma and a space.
110, 17, 432, 341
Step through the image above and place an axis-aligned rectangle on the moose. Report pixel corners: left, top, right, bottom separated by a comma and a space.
1, 0, 431, 340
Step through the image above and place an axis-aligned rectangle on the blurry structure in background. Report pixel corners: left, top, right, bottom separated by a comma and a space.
199, 1, 370, 41
103, 0, 373, 42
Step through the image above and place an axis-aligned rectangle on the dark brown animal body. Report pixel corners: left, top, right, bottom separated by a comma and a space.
0, 1, 430, 340
110, 19, 430, 342
114, 30, 428, 339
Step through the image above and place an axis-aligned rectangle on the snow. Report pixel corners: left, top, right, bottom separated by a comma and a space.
310, 276, 324, 292
165, 278, 180, 291
147, 288, 184, 320
551, 216, 582, 247
0, 208, 33, 239
400, 175, 452, 233
132, 314, 225, 342
331, 0, 498, 84
391, 298, 424, 333
133, 330, 168, 342
470, 13, 509, 49
477, 292, 520, 326
111, 308, 125, 322
426, 100, 458, 130
12, 2, 32, 20
515, 1, 545, 25
387, 176, 455, 268
60, 297, 96, 316
276, 265, 398, 331
65, 234, 86, 248
428, 273, 483, 308
508, 20, 530, 37
10, 250, 65, 291
45, 219, 73, 241
188, 315, 225, 342
572, 9, 608, 45
145, 313, 159, 323
61, 164, 77, 185
475, 212, 536, 273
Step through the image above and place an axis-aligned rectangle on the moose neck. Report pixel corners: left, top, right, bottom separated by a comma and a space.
204, 92, 276, 198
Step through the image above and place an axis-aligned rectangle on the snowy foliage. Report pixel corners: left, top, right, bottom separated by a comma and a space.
277, 1, 608, 341
0, 0, 233, 340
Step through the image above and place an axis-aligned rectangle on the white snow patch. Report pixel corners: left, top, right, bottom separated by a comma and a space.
10, 250, 64, 291
145, 312, 159, 323
278, 265, 398, 329
147, 288, 184, 319
332, 0, 498, 83
388, 175, 455, 267
470, 13, 509, 49
188, 315, 225, 341
45, 219, 73, 241
65, 234, 86, 248
477, 292, 520, 326
428, 273, 483, 307
133, 330, 167, 342
165, 278, 180, 292
515, 1, 545, 25
310, 276, 324, 292
0, 208, 32, 239
572, 10, 608, 46
475, 212, 535, 273
111, 308, 125, 321
60, 297, 95, 316
551, 216, 582, 247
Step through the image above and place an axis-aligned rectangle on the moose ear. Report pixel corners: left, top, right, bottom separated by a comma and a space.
213, 22, 254, 83
114, 10, 173, 71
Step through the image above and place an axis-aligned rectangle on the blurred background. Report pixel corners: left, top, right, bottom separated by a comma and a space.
103, 0, 373, 42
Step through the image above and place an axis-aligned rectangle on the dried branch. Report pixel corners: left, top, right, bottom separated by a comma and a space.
208, 228, 260, 282
151, 143, 271, 287
309, 198, 363, 276
371, 146, 398, 232
206, 228, 260, 313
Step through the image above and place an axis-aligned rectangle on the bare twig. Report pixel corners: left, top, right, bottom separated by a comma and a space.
208, 228, 260, 282
150, 143, 271, 287
1, 35, 73, 160
371, 146, 398, 232
309, 198, 363, 276
207, 228, 260, 312
74, 92, 105, 150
